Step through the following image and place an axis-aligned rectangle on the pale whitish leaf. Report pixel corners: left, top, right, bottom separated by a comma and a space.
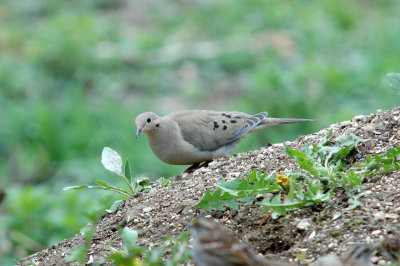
101, 147, 123, 176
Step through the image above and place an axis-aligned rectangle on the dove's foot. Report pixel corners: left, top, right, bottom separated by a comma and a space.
183, 161, 212, 173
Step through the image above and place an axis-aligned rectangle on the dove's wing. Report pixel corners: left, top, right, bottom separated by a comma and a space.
167, 110, 267, 152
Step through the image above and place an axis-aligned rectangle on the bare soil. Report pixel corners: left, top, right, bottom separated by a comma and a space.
18, 106, 400, 265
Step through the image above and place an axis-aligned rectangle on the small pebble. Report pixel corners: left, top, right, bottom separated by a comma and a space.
297, 219, 312, 230
143, 207, 153, 212
378, 136, 389, 142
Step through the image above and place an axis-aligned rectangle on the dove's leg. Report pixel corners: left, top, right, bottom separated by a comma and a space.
183, 161, 212, 173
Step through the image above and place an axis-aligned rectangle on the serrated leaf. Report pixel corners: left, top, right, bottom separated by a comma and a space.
239, 196, 254, 204
285, 146, 305, 159
101, 147, 123, 176
286, 147, 321, 177
247, 170, 257, 182
223, 198, 239, 210
195, 189, 214, 211
387, 72, 400, 93
195, 188, 241, 211
121, 227, 138, 250
217, 176, 245, 195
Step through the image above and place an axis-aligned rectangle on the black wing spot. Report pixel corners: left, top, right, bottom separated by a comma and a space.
230, 120, 237, 123
234, 116, 241, 119
222, 113, 232, 118
222, 120, 226, 123
223, 125, 227, 130
213, 121, 219, 130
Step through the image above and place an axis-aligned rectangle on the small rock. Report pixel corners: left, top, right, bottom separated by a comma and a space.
199, 167, 211, 173
362, 124, 376, 131
340, 120, 352, 127
297, 219, 312, 230
370, 256, 379, 264
332, 212, 342, 221
143, 207, 153, 213
378, 136, 389, 142
308, 231, 316, 240
208, 161, 218, 167
371, 229, 381, 235
374, 211, 385, 220
385, 213, 399, 219
353, 115, 365, 122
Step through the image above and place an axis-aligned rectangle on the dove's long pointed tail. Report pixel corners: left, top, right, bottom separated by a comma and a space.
256, 117, 314, 130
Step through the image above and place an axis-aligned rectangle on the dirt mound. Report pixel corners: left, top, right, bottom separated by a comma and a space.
18, 107, 400, 265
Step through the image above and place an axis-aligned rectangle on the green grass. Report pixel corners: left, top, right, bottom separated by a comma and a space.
0, 0, 400, 263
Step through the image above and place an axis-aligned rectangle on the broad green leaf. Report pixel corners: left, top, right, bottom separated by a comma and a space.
387, 72, 400, 93
64, 245, 87, 263
96, 179, 112, 188
320, 129, 333, 145
135, 177, 149, 186
124, 159, 132, 183
121, 227, 138, 250
63, 185, 91, 191
101, 147, 123, 176
107, 200, 124, 213
106, 245, 123, 254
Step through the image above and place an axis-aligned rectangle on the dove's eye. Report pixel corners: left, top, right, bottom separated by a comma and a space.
147, 117, 152, 123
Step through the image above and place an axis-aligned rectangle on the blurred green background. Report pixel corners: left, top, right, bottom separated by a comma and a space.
1, 0, 399, 264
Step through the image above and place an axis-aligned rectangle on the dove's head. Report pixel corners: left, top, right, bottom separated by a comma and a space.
135, 112, 161, 138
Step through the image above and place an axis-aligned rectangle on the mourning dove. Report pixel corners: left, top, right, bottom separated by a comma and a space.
135, 110, 312, 171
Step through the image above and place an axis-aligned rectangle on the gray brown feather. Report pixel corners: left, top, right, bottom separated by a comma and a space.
168, 110, 269, 152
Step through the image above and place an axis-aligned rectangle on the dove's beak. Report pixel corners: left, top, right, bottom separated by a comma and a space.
136, 129, 142, 139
